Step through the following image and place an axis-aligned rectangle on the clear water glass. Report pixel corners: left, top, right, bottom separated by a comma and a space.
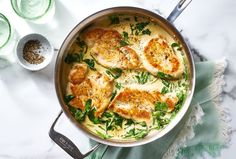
0, 13, 17, 68
11, 0, 55, 24
0, 13, 11, 49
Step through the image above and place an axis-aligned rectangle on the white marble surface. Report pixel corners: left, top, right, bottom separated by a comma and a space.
0, 0, 235, 158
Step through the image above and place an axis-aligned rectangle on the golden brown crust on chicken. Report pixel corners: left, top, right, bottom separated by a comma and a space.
165, 95, 179, 111
84, 28, 142, 69
68, 63, 114, 117
88, 71, 114, 117
84, 28, 111, 47
109, 88, 162, 123
143, 37, 184, 77
68, 63, 88, 85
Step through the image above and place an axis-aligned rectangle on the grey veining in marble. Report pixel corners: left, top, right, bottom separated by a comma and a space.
0, 0, 236, 159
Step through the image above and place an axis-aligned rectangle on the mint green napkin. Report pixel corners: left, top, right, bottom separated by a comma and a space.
87, 60, 230, 159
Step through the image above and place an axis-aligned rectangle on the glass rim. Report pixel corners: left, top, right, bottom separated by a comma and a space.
11, 0, 53, 20
0, 13, 12, 49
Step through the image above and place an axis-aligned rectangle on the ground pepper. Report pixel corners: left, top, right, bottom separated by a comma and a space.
23, 40, 45, 64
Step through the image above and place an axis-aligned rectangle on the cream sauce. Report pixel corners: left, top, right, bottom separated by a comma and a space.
66, 15, 190, 141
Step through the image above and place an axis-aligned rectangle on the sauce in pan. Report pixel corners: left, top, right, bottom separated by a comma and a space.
64, 14, 190, 140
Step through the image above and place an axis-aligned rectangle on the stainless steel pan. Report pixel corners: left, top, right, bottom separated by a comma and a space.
49, 0, 195, 158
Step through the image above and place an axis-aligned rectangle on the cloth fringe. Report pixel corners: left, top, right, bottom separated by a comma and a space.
212, 59, 232, 145
162, 103, 204, 159
162, 59, 231, 159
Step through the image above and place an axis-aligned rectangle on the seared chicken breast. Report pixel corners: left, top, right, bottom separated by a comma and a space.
84, 28, 141, 69
109, 88, 179, 124
68, 63, 88, 85
109, 88, 161, 123
68, 63, 114, 117
143, 37, 184, 78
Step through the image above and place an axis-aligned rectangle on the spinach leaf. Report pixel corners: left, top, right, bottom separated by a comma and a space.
124, 128, 148, 139
157, 72, 173, 80
119, 31, 130, 47
88, 108, 101, 124
152, 107, 170, 129
156, 118, 170, 129
64, 95, 74, 104
135, 72, 150, 84
115, 82, 122, 89
68, 106, 77, 115
161, 86, 168, 94
76, 38, 86, 48
155, 102, 168, 112
162, 80, 170, 87
74, 109, 86, 122
95, 130, 112, 139
120, 40, 129, 47
122, 31, 129, 41
134, 129, 149, 140
113, 113, 123, 128
102, 111, 112, 118
171, 42, 182, 51
105, 119, 114, 131
124, 128, 135, 138
85, 99, 92, 113
125, 119, 134, 126
110, 90, 117, 102
171, 43, 180, 48
83, 59, 96, 70
136, 22, 149, 32
76, 37, 88, 53
64, 52, 84, 64
109, 15, 120, 24
177, 91, 186, 104
130, 22, 150, 35
142, 29, 151, 35
138, 121, 147, 127
183, 71, 188, 80
102, 112, 124, 131
73, 98, 92, 123
106, 68, 123, 79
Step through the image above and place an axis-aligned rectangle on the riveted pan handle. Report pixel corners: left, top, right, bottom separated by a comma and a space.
167, 0, 192, 23
49, 110, 101, 159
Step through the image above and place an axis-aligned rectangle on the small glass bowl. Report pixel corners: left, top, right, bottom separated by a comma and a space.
11, 0, 55, 23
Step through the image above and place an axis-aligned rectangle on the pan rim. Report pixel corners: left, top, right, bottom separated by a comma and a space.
54, 6, 196, 147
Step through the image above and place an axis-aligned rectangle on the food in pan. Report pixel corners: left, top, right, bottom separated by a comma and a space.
64, 14, 190, 140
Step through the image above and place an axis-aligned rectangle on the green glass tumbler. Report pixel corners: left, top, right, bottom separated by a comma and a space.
11, 0, 55, 24
0, 13, 11, 49
0, 13, 17, 68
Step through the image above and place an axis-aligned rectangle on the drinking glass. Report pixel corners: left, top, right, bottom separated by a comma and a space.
0, 13, 17, 68
0, 13, 11, 49
11, 0, 55, 24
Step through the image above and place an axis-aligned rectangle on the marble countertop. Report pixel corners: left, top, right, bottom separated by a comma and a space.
0, 0, 235, 158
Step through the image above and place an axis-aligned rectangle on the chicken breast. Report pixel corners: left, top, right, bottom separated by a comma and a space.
84, 28, 141, 69
68, 63, 88, 85
143, 37, 184, 78
68, 63, 114, 117
108, 88, 161, 123
108, 88, 179, 123
87, 71, 114, 117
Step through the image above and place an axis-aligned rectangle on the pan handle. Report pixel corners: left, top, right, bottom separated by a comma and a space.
49, 110, 101, 159
167, 0, 192, 23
